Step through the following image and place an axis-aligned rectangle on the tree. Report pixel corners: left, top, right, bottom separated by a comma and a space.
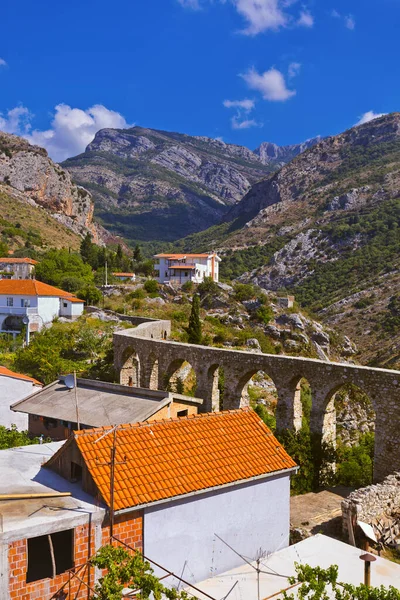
143, 279, 158, 294
77, 284, 102, 305
186, 294, 202, 344
0, 424, 47, 449
116, 244, 123, 269
35, 249, 94, 289
284, 562, 400, 600
133, 244, 142, 263
90, 545, 195, 600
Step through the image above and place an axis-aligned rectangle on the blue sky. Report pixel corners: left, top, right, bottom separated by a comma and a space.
1, 0, 398, 160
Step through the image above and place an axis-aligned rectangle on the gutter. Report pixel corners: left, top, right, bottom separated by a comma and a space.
114, 465, 298, 516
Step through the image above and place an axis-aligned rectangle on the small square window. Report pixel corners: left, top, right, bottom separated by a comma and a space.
6, 297, 13, 307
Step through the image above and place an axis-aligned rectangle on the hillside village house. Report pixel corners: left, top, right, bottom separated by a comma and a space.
154, 252, 221, 284
0, 257, 38, 280
112, 272, 136, 282
0, 410, 296, 598
0, 280, 84, 341
0, 366, 42, 429
11, 376, 203, 440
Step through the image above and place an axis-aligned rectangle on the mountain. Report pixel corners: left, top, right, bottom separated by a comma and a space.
254, 136, 322, 166
63, 127, 320, 244
0, 131, 101, 244
176, 113, 400, 368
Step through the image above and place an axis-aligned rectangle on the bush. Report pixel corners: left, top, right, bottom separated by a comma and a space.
143, 279, 159, 294
254, 304, 274, 324
197, 276, 219, 298
77, 285, 102, 305
233, 283, 257, 302
181, 280, 194, 293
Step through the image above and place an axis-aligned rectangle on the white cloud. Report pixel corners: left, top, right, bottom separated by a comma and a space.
177, 0, 314, 35
223, 98, 255, 111
241, 66, 296, 101
355, 110, 387, 126
344, 14, 355, 30
0, 103, 131, 162
0, 58, 7, 67
331, 9, 355, 30
288, 61, 301, 78
297, 10, 314, 27
231, 116, 260, 129
0, 106, 32, 134
26, 104, 131, 162
233, 0, 288, 34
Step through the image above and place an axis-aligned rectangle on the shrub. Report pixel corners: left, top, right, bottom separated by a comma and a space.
143, 279, 159, 294
254, 304, 274, 324
197, 276, 219, 298
181, 280, 194, 293
233, 283, 257, 302
77, 285, 102, 305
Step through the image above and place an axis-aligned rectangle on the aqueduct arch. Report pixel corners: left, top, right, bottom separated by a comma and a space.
114, 319, 400, 482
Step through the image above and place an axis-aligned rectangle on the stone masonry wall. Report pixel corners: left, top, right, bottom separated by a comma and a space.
8, 512, 142, 600
113, 319, 400, 482
342, 472, 400, 539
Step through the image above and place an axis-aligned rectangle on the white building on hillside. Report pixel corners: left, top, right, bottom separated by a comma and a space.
0, 366, 42, 429
154, 252, 221, 285
0, 257, 38, 280
0, 280, 84, 341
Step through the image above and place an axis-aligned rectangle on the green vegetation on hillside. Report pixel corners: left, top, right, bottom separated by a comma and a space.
294, 197, 400, 309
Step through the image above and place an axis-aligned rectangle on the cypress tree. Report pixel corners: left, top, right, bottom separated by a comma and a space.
187, 294, 202, 344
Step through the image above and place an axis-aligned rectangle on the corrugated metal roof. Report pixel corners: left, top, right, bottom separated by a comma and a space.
72, 409, 297, 511
11, 379, 201, 427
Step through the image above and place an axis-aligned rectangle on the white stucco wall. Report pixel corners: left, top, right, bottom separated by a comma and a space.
37, 296, 61, 324
143, 472, 291, 585
0, 376, 41, 429
59, 300, 84, 318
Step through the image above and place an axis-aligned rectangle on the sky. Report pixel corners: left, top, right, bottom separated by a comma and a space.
1, 0, 398, 161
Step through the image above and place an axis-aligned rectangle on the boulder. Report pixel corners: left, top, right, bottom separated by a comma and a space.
246, 338, 262, 351
265, 325, 281, 339
311, 330, 330, 346
276, 313, 304, 330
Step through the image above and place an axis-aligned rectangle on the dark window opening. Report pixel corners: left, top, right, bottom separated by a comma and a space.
177, 409, 188, 417
70, 462, 82, 482
26, 529, 74, 583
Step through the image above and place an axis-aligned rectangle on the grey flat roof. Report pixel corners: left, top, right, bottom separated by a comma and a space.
11, 378, 202, 428
0, 442, 104, 541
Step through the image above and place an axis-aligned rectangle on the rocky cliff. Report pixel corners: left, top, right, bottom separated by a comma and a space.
0, 131, 99, 242
254, 136, 322, 166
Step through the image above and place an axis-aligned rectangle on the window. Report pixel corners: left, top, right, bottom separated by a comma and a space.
177, 409, 189, 417
165, 271, 168, 277
184, 272, 188, 277
26, 530, 74, 583
6, 297, 13, 307
21, 299, 31, 307
63, 302, 68, 308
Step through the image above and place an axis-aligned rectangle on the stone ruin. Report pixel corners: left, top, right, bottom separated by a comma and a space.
342, 472, 400, 548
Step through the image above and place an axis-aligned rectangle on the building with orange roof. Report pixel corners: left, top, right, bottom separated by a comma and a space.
0, 279, 84, 342
0, 366, 42, 429
0, 257, 38, 280
112, 272, 136, 281
154, 252, 221, 285
44, 409, 297, 584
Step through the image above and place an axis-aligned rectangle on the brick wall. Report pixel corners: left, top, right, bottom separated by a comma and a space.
8, 512, 142, 599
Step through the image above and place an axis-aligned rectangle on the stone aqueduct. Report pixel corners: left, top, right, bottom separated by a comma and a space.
113, 318, 400, 482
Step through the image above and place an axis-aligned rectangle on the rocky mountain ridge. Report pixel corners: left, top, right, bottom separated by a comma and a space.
0, 131, 101, 243
63, 127, 320, 243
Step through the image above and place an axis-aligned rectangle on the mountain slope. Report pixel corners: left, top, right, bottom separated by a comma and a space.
63, 127, 274, 243
63, 128, 321, 244
0, 131, 100, 243
176, 113, 400, 368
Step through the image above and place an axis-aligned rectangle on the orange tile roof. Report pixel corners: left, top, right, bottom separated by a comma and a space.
0, 257, 38, 265
154, 253, 212, 259
71, 409, 297, 511
0, 366, 42, 386
0, 279, 79, 299
112, 273, 135, 277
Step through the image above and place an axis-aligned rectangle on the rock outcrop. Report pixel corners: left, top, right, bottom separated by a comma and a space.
0, 131, 99, 242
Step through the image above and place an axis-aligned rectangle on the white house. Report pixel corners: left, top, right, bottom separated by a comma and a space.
112, 272, 136, 282
0, 366, 42, 429
0, 257, 38, 280
154, 252, 221, 285
47, 408, 297, 585
0, 280, 84, 340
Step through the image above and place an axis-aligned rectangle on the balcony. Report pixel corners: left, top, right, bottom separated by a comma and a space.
0, 306, 38, 316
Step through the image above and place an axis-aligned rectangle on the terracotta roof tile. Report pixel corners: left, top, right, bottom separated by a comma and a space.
0, 257, 38, 264
73, 409, 297, 511
0, 279, 80, 299
0, 366, 42, 386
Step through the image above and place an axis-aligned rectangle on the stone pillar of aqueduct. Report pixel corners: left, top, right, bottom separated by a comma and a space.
113, 318, 400, 482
